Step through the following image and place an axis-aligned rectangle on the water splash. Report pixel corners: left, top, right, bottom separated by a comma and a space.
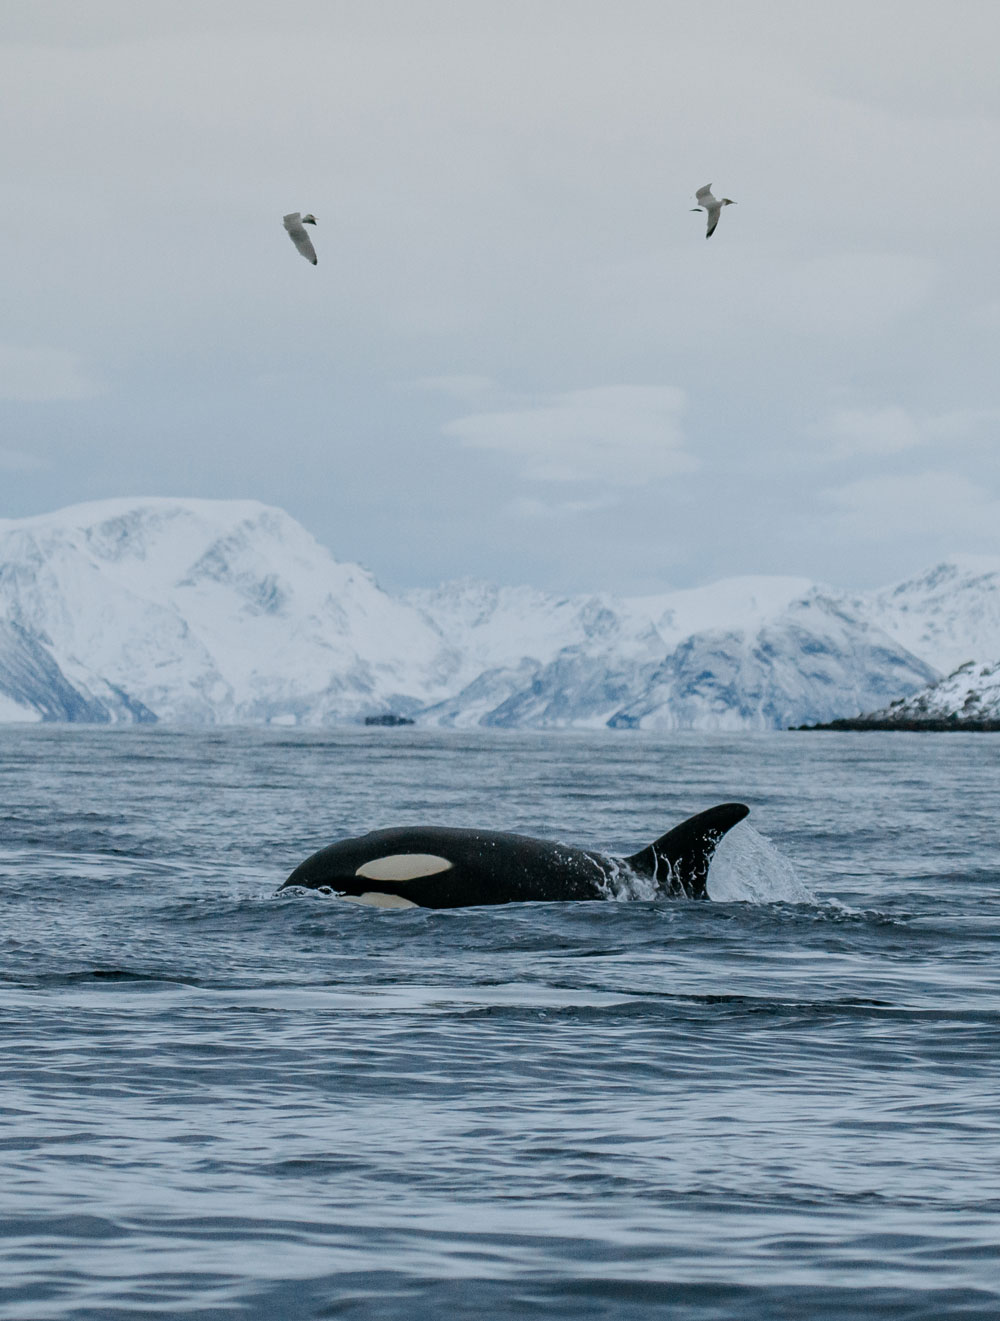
596, 857, 654, 901
706, 823, 814, 904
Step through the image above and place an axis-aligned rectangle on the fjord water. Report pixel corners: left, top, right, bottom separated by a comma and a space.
2, 728, 999, 1321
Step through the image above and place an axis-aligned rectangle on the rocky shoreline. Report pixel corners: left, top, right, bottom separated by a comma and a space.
793, 717, 1000, 732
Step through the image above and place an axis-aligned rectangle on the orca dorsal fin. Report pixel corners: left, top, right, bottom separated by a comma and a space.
624, 803, 749, 899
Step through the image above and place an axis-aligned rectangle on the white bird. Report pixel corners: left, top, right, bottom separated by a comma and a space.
691, 184, 735, 239
283, 212, 318, 265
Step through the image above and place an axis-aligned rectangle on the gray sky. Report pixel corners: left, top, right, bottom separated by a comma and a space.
3, 0, 999, 593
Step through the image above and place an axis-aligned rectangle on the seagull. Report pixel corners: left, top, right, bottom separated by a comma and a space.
283, 212, 318, 265
691, 184, 735, 239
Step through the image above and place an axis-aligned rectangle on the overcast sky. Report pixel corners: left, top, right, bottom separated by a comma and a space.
3, 0, 999, 594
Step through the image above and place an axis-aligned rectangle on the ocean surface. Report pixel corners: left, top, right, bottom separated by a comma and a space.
2, 726, 999, 1321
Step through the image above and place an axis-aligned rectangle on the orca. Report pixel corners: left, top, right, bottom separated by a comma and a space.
279, 802, 749, 909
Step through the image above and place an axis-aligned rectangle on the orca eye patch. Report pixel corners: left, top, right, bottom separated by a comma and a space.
355, 853, 454, 882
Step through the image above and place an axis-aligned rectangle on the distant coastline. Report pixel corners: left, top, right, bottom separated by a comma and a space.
793, 718, 1000, 732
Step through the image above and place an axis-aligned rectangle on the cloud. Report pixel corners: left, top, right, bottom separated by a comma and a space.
821, 471, 1000, 539
819, 406, 922, 458
815, 405, 1000, 458
407, 374, 495, 400
0, 447, 48, 473
0, 344, 103, 402
921, 409, 1000, 442
443, 385, 695, 485
507, 494, 619, 520
761, 254, 937, 337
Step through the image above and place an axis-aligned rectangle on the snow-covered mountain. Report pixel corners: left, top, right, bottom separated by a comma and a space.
0, 498, 996, 729
411, 585, 938, 731
0, 499, 457, 725
848, 556, 1000, 675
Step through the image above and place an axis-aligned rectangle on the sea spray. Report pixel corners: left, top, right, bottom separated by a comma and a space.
707, 822, 813, 903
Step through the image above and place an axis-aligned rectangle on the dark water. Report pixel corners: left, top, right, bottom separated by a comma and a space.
2, 727, 1000, 1321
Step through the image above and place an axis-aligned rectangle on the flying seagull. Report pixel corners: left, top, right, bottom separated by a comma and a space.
283, 212, 318, 265
691, 185, 735, 239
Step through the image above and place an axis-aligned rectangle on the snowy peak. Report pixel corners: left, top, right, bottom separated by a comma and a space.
0, 498, 452, 725
623, 575, 815, 649
3, 497, 281, 581
869, 556, 1000, 674
408, 579, 609, 673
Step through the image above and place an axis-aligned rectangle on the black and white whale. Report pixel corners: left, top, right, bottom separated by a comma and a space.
280, 802, 749, 909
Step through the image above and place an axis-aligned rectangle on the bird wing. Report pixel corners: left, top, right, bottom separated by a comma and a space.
704, 203, 722, 238
282, 213, 318, 265
695, 184, 717, 206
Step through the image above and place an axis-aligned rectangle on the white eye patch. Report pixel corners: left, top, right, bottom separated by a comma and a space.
355, 853, 454, 882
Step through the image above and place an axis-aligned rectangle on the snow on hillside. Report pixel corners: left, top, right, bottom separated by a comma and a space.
851, 659, 1000, 727
866, 555, 1000, 674
0, 498, 997, 729
620, 575, 815, 651
408, 574, 815, 680
0, 499, 454, 724
410, 574, 827, 729
415, 588, 936, 731
407, 581, 617, 685
610, 594, 938, 731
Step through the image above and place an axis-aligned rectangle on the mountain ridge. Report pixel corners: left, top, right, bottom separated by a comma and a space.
0, 498, 997, 729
